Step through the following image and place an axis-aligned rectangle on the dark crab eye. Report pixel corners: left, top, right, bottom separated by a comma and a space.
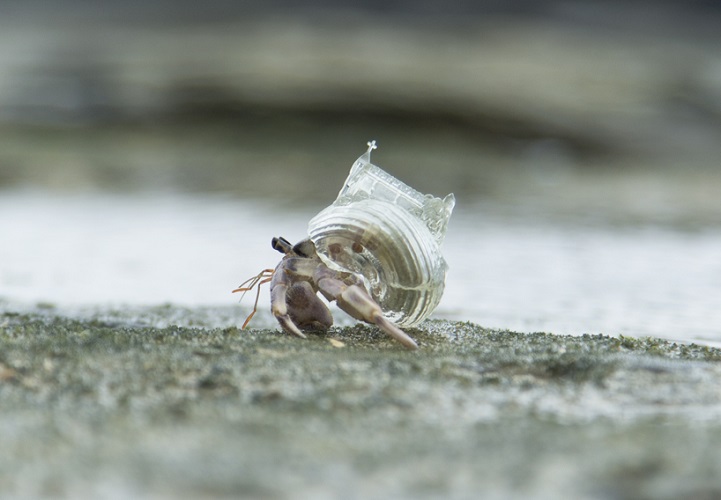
272, 236, 293, 254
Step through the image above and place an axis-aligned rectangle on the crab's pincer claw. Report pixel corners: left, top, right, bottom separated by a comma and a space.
276, 314, 308, 339
270, 283, 307, 339
285, 281, 333, 332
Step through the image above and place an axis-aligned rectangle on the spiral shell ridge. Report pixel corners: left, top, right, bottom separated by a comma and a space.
308, 141, 454, 327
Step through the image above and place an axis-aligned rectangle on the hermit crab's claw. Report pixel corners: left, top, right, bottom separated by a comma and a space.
315, 268, 419, 350
285, 281, 334, 332
270, 281, 307, 339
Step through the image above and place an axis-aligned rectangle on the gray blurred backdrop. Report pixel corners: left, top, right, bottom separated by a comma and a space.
1, 0, 720, 225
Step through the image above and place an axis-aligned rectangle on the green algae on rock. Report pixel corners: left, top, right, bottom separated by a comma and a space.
1, 306, 721, 499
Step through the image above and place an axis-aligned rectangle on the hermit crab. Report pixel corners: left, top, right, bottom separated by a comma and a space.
234, 141, 454, 349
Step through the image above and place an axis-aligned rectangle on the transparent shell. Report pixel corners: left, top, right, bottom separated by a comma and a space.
308, 141, 455, 327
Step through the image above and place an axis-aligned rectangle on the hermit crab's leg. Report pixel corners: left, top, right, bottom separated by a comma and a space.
232, 269, 274, 329
270, 283, 308, 339
269, 264, 307, 339
314, 267, 418, 350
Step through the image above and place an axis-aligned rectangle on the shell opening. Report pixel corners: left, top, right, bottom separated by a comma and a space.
308, 142, 454, 327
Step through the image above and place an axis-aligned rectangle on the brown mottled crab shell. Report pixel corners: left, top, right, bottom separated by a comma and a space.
308, 142, 455, 327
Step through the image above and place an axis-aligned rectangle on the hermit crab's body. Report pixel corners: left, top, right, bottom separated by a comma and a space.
235, 141, 454, 350
266, 236, 418, 349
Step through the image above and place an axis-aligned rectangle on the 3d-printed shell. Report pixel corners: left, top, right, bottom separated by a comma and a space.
308, 141, 455, 327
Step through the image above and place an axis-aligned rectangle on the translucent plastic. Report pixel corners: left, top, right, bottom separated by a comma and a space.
308, 141, 455, 326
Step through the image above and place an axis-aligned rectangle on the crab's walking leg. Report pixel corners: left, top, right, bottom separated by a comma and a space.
315, 270, 418, 350
239, 276, 272, 329
232, 269, 274, 329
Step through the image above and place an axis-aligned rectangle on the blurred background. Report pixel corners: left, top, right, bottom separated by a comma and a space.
1, 1, 720, 343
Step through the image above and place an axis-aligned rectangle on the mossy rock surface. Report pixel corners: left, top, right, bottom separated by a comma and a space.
1, 306, 721, 498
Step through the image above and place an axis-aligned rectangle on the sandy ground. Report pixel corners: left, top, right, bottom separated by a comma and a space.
1, 305, 721, 499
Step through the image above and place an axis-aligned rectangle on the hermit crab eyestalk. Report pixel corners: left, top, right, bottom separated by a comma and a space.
272, 236, 292, 254
308, 141, 455, 327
